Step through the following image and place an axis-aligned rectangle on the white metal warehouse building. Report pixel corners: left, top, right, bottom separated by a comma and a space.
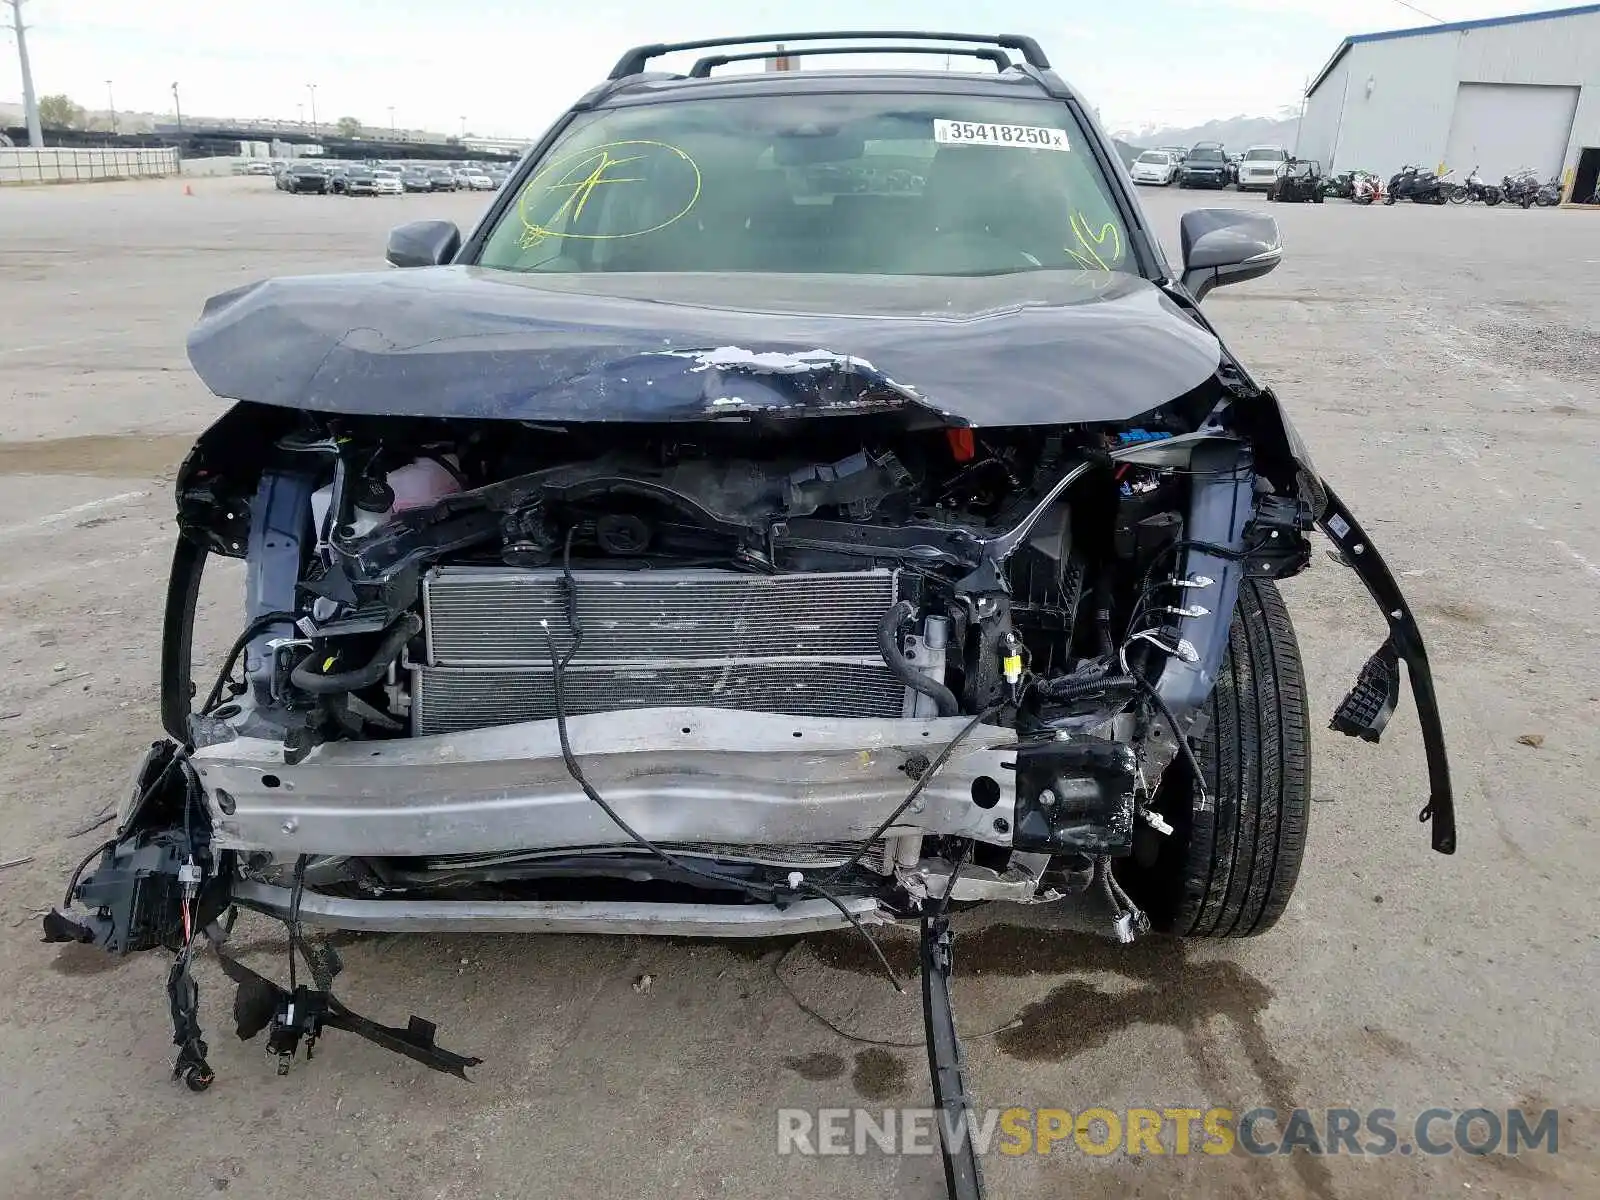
1297, 4, 1600, 200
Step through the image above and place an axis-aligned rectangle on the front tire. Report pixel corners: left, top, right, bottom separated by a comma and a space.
1117, 578, 1310, 937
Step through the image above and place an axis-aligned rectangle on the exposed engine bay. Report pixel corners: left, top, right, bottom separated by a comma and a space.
159, 392, 1316, 880
45, 374, 1452, 1089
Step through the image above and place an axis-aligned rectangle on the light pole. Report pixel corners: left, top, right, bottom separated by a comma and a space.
6, 0, 43, 146
388, 105, 396, 137
459, 115, 466, 140
296, 102, 304, 125
172, 81, 183, 133
106, 79, 116, 134
307, 83, 318, 137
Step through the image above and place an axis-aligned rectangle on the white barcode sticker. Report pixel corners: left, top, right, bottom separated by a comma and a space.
933, 119, 1070, 151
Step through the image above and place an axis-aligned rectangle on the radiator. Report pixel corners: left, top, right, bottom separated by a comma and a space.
413, 566, 903, 734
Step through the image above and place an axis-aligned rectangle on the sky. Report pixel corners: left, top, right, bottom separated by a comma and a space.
1, 0, 1588, 138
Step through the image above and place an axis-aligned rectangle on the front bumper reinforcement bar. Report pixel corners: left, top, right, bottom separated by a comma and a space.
232, 879, 892, 936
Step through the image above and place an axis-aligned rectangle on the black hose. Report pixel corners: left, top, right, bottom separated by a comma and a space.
1037, 673, 1139, 703
876, 600, 959, 718
290, 613, 422, 695
1132, 674, 1209, 807
201, 610, 299, 715
1093, 577, 1115, 658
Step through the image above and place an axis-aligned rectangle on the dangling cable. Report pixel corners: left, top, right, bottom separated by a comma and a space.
825, 704, 1004, 884
538, 528, 907, 990
931, 838, 974, 922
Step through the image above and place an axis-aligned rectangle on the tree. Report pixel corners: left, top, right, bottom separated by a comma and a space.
38, 95, 86, 130
335, 116, 363, 138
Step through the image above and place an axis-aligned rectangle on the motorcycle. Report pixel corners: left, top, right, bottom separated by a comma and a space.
1351, 171, 1382, 205
1448, 166, 1503, 206
1504, 168, 1561, 208
1385, 164, 1454, 205
1324, 171, 1356, 200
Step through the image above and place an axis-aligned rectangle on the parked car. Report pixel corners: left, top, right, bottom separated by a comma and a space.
373, 170, 405, 196
337, 168, 380, 196
1237, 145, 1290, 192
427, 167, 459, 191
1268, 158, 1324, 203
47, 36, 1453, 1200
1177, 143, 1229, 189
461, 170, 497, 190
279, 163, 329, 194
242, 161, 274, 176
401, 168, 435, 193
1129, 149, 1179, 185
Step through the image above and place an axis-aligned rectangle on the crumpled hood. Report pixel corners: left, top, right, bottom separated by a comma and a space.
186, 265, 1222, 427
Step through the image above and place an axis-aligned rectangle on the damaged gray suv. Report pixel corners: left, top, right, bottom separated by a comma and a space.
47, 31, 1453, 1197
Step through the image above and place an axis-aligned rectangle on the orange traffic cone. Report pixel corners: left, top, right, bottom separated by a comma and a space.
183, 183, 194, 196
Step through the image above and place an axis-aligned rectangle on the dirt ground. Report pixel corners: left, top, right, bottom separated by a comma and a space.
1, 175, 1596, 1199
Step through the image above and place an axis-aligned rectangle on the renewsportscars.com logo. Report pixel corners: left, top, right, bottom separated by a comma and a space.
776, 1106, 1560, 1158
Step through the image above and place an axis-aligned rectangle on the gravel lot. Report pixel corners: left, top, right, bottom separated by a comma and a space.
1, 175, 1596, 1200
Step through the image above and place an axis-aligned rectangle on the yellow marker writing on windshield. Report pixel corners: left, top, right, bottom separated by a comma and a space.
517, 140, 701, 249
1065, 211, 1124, 272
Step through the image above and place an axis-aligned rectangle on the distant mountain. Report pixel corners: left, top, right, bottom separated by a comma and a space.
1113, 113, 1300, 154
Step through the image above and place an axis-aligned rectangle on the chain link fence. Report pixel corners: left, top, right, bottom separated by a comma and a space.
0, 147, 181, 186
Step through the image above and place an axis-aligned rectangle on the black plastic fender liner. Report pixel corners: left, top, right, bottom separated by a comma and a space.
1317, 484, 1456, 854
161, 535, 209, 745
922, 915, 986, 1200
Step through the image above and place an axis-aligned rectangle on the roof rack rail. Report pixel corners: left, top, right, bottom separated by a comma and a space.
689, 44, 1011, 77
609, 30, 1049, 79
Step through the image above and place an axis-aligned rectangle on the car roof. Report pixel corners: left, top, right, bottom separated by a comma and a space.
573, 32, 1087, 113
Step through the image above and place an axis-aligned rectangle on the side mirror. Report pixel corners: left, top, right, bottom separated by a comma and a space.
385, 220, 461, 268
1178, 209, 1282, 301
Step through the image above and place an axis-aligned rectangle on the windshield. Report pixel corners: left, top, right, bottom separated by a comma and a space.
1245, 148, 1286, 162
1136, 152, 1168, 165
476, 94, 1133, 277
1187, 148, 1223, 163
